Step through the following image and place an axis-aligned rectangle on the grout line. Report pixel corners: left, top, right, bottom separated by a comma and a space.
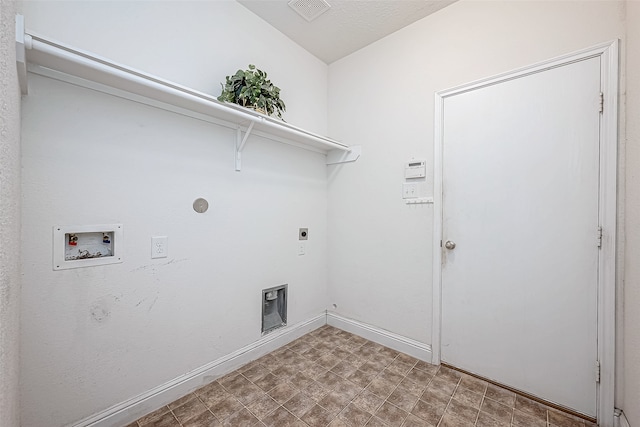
168, 410, 181, 427
435, 366, 459, 427
474, 383, 486, 426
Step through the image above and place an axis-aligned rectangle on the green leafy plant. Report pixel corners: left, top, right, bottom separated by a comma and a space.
217, 64, 286, 119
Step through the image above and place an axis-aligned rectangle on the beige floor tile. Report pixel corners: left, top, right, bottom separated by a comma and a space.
137, 406, 170, 425
402, 413, 436, 426
458, 374, 488, 396
364, 416, 388, 426
304, 380, 330, 401
181, 410, 221, 427
452, 385, 483, 409
445, 397, 479, 424
329, 417, 352, 427
425, 376, 456, 396
396, 377, 426, 398
141, 412, 180, 427
208, 395, 244, 421
512, 408, 547, 427
348, 369, 376, 388
480, 397, 513, 424
420, 387, 452, 407
406, 367, 435, 386
302, 404, 335, 427
439, 412, 475, 427
246, 393, 280, 419
268, 382, 298, 404
317, 370, 343, 389
284, 392, 316, 418
262, 405, 303, 427
437, 366, 462, 382
549, 409, 586, 427
130, 326, 597, 427
414, 361, 439, 375
338, 403, 373, 426
410, 399, 446, 425
515, 395, 549, 421
374, 401, 408, 427
476, 410, 511, 427
221, 407, 260, 426
485, 383, 516, 407
387, 388, 419, 412
255, 372, 285, 391
172, 397, 208, 423
318, 390, 350, 416
331, 360, 359, 378
352, 389, 385, 414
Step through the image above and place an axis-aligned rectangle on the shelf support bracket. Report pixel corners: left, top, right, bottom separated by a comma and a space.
326, 145, 361, 165
235, 120, 256, 171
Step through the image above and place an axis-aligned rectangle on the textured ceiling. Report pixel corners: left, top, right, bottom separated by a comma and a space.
237, 0, 458, 64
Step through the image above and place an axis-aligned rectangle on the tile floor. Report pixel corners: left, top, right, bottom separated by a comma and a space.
128, 325, 597, 427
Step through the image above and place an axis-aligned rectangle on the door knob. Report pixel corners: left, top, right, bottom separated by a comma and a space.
445, 240, 456, 250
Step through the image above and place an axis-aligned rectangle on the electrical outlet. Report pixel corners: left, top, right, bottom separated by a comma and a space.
151, 236, 168, 259
298, 242, 306, 256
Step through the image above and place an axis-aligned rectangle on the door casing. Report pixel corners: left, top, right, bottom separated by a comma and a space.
431, 40, 618, 427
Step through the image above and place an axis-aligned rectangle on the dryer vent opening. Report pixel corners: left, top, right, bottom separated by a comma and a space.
262, 284, 287, 335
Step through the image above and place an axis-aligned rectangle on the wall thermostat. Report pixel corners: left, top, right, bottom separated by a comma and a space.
405, 160, 426, 179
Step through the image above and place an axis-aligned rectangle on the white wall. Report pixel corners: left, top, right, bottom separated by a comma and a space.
20, 2, 330, 426
0, 0, 21, 426
328, 0, 625, 375
21, 0, 327, 135
19, 1, 640, 426
624, 1, 640, 424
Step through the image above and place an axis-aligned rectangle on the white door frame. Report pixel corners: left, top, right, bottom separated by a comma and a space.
431, 40, 618, 426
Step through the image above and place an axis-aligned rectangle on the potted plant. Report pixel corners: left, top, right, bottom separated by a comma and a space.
217, 64, 286, 119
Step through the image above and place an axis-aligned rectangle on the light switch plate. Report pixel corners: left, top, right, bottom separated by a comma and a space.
402, 183, 418, 199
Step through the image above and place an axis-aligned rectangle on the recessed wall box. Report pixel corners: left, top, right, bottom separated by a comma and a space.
299, 228, 308, 240
262, 284, 287, 335
405, 160, 426, 179
53, 224, 123, 270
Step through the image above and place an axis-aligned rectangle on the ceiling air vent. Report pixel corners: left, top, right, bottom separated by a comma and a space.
288, 0, 331, 22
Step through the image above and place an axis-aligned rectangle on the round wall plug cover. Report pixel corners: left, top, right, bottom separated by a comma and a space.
193, 198, 209, 213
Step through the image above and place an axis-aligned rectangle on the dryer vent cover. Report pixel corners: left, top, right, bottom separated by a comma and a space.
288, 0, 331, 22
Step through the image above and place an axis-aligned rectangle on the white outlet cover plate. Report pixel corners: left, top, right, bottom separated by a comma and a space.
151, 236, 168, 259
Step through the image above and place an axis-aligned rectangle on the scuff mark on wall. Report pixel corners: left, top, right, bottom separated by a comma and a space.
89, 304, 110, 322
134, 291, 160, 312
129, 258, 188, 273
147, 296, 159, 312
88, 294, 123, 322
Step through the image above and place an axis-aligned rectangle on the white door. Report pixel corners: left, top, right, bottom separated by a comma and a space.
440, 56, 601, 416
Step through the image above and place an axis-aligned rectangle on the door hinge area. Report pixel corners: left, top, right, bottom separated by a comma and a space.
599, 92, 604, 113
595, 360, 601, 383
597, 226, 603, 248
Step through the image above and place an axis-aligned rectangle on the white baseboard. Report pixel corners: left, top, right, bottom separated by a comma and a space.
73, 313, 326, 427
326, 312, 432, 362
